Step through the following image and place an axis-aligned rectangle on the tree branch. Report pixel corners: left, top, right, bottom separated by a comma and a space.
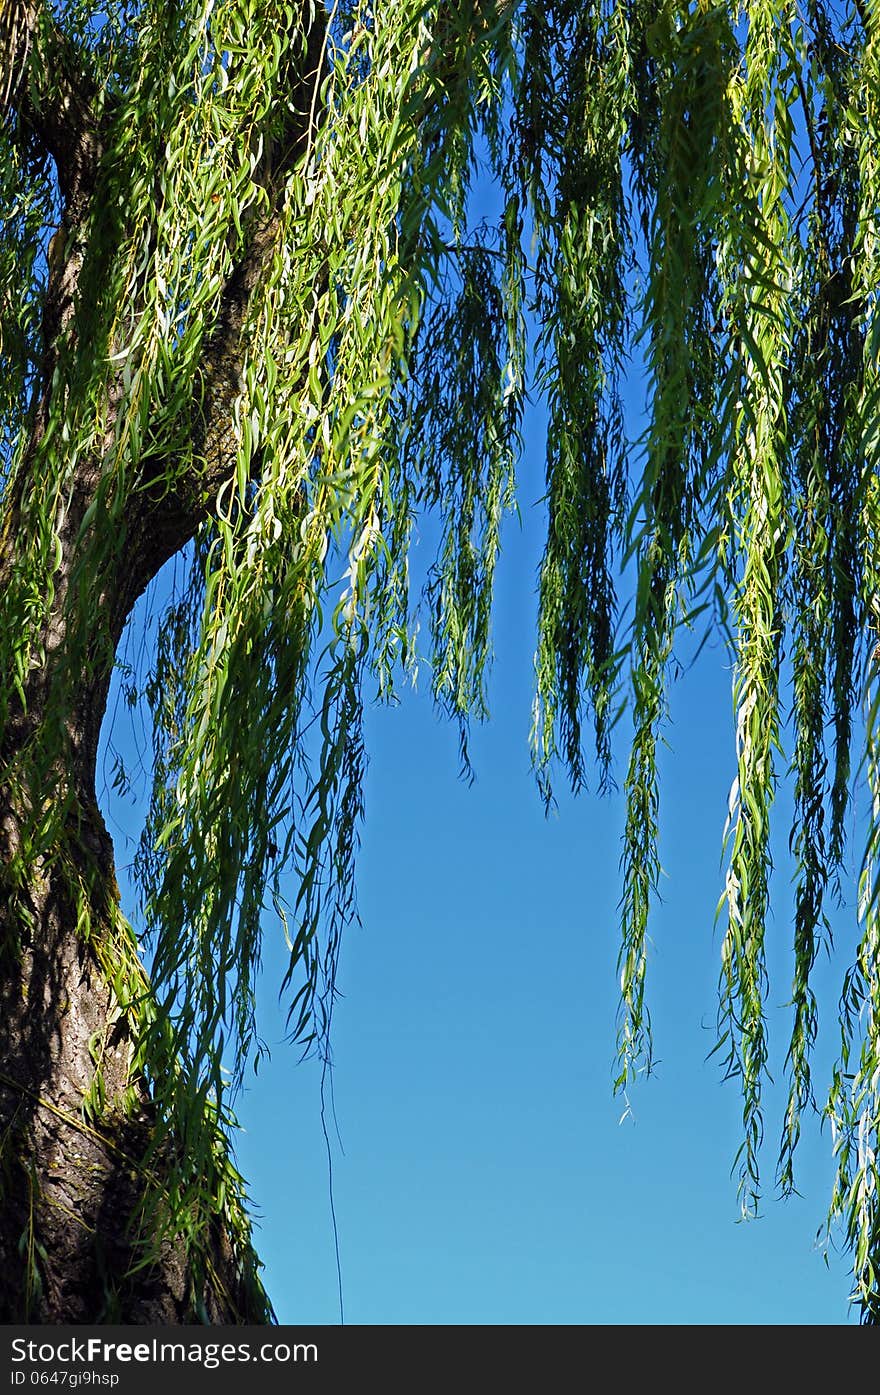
115, 4, 329, 624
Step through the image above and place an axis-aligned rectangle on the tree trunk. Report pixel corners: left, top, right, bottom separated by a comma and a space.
0, 149, 273, 1322
0, 205, 271, 1315
0, 0, 330, 1321
0, 617, 269, 1322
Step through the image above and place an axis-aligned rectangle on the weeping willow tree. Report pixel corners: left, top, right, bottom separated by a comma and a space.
1, 0, 880, 1323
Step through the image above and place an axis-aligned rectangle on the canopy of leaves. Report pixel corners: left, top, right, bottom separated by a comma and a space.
3, 0, 880, 1318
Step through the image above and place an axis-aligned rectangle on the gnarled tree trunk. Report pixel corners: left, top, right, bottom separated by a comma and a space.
0, 606, 267, 1319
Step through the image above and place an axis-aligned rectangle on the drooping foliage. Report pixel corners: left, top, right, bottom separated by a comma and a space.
3, 0, 880, 1318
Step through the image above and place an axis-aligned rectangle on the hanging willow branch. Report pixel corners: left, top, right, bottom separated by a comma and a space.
3, 0, 880, 1320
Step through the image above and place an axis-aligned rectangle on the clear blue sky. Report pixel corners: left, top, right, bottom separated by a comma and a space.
103, 405, 861, 1324
233, 507, 857, 1324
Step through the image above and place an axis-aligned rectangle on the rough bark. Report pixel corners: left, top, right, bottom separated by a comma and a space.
0, 816, 258, 1321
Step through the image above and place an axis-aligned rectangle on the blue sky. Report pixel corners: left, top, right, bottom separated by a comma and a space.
219, 482, 858, 1325
100, 410, 866, 1324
